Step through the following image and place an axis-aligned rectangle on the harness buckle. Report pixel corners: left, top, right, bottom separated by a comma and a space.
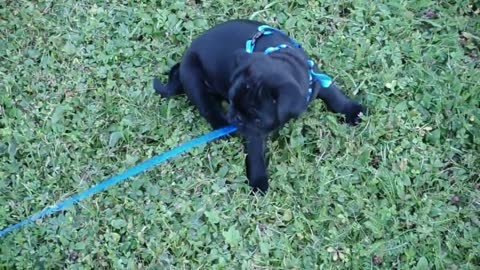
250, 30, 265, 46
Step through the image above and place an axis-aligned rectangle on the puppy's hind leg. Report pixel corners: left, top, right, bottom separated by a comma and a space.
180, 54, 229, 129
153, 63, 184, 98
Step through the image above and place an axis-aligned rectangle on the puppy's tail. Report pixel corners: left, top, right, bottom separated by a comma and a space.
153, 63, 183, 98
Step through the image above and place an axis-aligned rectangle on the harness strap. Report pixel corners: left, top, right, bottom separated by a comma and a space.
245, 25, 333, 102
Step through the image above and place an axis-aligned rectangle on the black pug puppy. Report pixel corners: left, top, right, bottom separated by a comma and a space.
153, 19, 365, 193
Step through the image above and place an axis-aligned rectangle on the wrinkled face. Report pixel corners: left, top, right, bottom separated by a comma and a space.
228, 52, 307, 137
228, 81, 279, 136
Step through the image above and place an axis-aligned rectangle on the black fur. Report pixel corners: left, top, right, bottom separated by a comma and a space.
154, 19, 366, 193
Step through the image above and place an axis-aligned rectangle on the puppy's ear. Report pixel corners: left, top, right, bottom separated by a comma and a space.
229, 50, 253, 102
274, 83, 307, 123
234, 50, 253, 69
228, 73, 245, 102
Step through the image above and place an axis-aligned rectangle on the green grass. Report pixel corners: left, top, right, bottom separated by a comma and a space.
1, 0, 479, 268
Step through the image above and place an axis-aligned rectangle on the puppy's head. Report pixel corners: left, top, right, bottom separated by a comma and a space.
228, 51, 307, 136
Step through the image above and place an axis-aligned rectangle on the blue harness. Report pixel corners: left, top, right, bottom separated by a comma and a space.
245, 25, 333, 102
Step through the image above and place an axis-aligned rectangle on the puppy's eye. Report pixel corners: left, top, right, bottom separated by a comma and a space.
272, 99, 277, 104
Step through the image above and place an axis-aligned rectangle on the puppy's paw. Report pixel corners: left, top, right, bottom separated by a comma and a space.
153, 78, 169, 96
344, 102, 366, 126
249, 177, 269, 195
153, 78, 182, 98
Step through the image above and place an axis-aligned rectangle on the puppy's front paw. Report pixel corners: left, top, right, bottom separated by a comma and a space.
249, 176, 269, 194
345, 102, 366, 126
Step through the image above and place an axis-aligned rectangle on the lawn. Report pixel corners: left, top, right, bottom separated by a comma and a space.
1, 0, 479, 269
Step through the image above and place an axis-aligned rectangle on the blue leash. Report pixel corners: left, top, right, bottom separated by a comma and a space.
0, 125, 237, 238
